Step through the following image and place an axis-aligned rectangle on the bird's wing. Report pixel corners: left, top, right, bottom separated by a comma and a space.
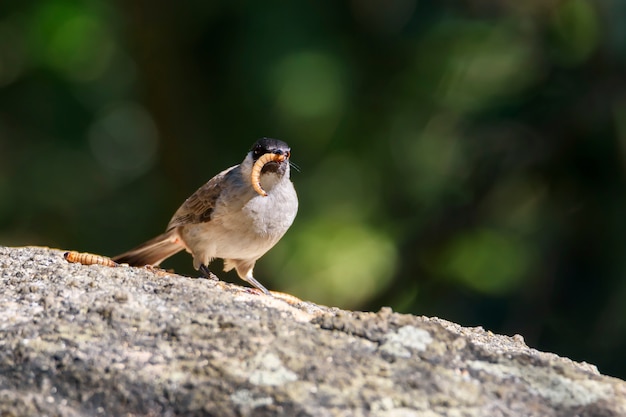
166, 165, 238, 230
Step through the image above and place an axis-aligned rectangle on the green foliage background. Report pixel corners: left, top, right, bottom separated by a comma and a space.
2, 1, 626, 378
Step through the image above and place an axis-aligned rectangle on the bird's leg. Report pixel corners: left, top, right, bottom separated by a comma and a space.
231, 260, 272, 296
199, 264, 219, 280
242, 272, 271, 296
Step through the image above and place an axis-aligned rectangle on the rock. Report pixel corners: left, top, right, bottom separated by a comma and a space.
0, 246, 624, 417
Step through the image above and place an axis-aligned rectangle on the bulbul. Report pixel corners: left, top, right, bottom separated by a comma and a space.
113, 138, 298, 295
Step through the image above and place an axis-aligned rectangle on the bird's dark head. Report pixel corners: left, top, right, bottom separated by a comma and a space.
249, 138, 291, 175
250, 138, 291, 162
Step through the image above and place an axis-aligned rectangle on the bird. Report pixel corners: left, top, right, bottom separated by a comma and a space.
113, 138, 298, 295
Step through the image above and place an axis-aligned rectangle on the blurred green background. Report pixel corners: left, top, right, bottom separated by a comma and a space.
2, 0, 626, 378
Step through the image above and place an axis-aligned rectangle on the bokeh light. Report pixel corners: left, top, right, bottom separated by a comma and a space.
88, 102, 159, 183
1, 0, 626, 380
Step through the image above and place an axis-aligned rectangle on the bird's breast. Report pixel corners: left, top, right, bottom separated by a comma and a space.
240, 181, 298, 237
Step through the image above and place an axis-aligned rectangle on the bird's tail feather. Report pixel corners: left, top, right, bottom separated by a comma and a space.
113, 229, 184, 266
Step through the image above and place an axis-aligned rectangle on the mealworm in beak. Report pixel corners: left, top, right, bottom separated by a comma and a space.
251, 153, 286, 196
64, 251, 118, 267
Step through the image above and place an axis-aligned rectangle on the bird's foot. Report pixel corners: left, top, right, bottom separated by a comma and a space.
199, 264, 219, 281
243, 275, 272, 296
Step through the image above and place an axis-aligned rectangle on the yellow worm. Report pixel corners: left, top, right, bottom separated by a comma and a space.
64, 251, 117, 267
251, 153, 286, 196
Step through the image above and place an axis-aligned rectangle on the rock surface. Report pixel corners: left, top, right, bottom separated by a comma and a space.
0, 246, 625, 417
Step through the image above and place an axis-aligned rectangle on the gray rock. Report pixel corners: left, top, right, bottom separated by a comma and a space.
0, 246, 624, 417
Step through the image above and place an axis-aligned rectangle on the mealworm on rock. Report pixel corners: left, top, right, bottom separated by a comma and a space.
64, 251, 118, 267
251, 153, 286, 197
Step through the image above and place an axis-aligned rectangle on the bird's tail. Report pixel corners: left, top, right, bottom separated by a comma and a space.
112, 229, 184, 267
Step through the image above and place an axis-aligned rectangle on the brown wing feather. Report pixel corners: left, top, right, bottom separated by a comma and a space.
114, 166, 240, 267
166, 165, 237, 230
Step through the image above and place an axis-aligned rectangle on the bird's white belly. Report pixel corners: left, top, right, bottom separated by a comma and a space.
179, 185, 297, 269
182, 221, 277, 261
